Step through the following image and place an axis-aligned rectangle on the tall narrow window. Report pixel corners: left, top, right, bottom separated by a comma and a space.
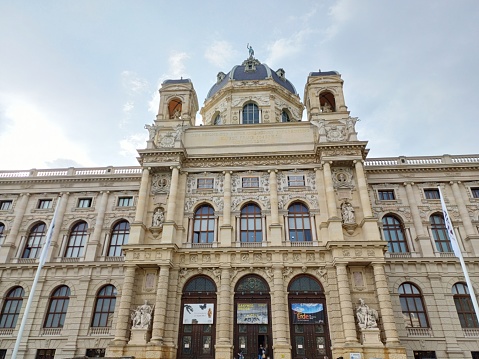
240, 204, 262, 242
64, 221, 88, 258
44, 286, 70, 328
288, 202, 312, 242
192, 205, 215, 243
382, 215, 409, 253
22, 222, 46, 259
0, 222, 4, 244
91, 285, 117, 327
242, 103, 259, 124
107, 220, 130, 257
398, 283, 429, 328
0, 287, 24, 329
452, 282, 479, 328
430, 214, 452, 252
281, 110, 290, 122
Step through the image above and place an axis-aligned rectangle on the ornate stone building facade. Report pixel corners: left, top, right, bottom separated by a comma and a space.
0, 54, 479, 359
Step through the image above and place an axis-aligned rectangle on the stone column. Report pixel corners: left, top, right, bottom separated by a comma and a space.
354, 160, 372, 217
217, 268, 232, 345
270, 266, 290, 358
47, 192, 70, 261
135, 167, 150, 223
335, 263, 357, 343
113, 265, 136, 344
151, 265, 171, 344
0, 193, 30, 262
322, 162, 337, 218
403, 182, 425, 237
85, 191, 110, 260
269, 170, 279, 224
372, 263, 400, 345
223, 171, 232, 226
166, 166, 180, 222
450, 181, 475, 237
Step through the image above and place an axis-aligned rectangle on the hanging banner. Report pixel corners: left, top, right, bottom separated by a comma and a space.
237, 303, 268, 324
291, 303, 324, 324
182, 303, 214, 324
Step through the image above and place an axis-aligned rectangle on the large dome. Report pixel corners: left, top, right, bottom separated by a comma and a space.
206, 57, 298, 99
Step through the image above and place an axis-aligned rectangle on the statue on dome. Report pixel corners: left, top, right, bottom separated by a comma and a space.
247, 43, 254, 58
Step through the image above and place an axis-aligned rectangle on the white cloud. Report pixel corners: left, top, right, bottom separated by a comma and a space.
325, 0, 357, 40
0, 96, 96, 170
119, 133, 147, 158
204, 40, 237, 68
265, 30, 311, 68
121, 71, 148, 95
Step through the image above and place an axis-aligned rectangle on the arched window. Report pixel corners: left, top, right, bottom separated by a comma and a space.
289, 276, 323, 293
184, 276, 217, 293
22, 222, 46, 258
430, 214, 452, 252
382, 215, 409, 253
281, 110, 290, 122
398, 283, 429, 328
213, 113, 222, 125
319, 91, 335, 112
91, 285, 117, 327
242, 103, 259, 124
452, 282, 479, 328
240, 204, 262, 242
168, 98, 182, 119
287, 202, 312, 242
193, 205, 215, 243
64, 221, 88, 258
44, 286, 70, 328
0, 287, 24, 329
108, 220, 130, 257
0, 222, 4, 244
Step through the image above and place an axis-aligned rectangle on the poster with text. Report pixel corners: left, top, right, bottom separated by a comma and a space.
182, 303, 214, 324
237, 303, 268, 324
291, 303, 324, 324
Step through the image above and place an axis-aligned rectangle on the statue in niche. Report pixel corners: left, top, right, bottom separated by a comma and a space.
341, 201, 355, 224
153, 208, 164, 227
321, 102, 332, 113
356, 298, 378, 329
144, 124, 157, 142
173, 109, 181, 119
131, 300, 154, 329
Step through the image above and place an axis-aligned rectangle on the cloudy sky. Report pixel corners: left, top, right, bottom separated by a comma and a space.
1, 0, 478, 170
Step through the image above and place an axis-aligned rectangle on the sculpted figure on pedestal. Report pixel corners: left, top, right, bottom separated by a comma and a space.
356, 298, 378, 329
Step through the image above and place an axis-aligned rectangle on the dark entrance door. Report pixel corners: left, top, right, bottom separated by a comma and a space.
288, 275, 331, 359
178, 276, 217, 359
234, 275, 272, 359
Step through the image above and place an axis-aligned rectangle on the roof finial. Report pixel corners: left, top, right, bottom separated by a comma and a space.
247, 43, 254, 59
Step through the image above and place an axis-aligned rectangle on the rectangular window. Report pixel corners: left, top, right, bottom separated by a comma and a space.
413, 351, 437, 359
86, 349, 105, 357
197, 178, 214, 189
77, 198, 92, 208
288, 175, 305, 187
37, 199, 52, 209
424, 189, 440, 200
378, 190, 395, 201
242, 177, 259, 188
472, 188, 479, 198
36, 349, 56, 359
0, 200, 12, 210
118, 197, 133, 207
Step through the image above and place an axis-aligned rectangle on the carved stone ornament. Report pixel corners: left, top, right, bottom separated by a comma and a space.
151, 174, 171, 194
332, 168, 354, 189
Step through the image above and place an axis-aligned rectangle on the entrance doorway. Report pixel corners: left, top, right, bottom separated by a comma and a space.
288, 275, 331, 359
178, 276, 217, 359
234, 275, 272, 359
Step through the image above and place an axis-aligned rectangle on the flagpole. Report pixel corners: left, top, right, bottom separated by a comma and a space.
11, 197, 61, 359
438, 187, 479, 324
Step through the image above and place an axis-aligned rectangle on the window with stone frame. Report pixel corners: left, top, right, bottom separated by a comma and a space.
240, 203, 262, 242
413, 351, 436, 359
64, 221, 88, 258
287, 202, 312, 242
197, 178, 214, 190
288, 175, 305, 187
86, 349, 106, 357
452, 282, 479, 328
0, 222, 4, 244
43, 286, 70, 328
429, 214, 453, 252
242, 177, 259, 188
424, 189, 440, 200
0, 286, 24, 329
192, 205, 215, 243
471, 188, 479, 199
117, 196, 133, 207
0, 200, 12, 211
35, 349, 56, 359
0, 349, 5, 359
398, 283, 429, 328
91, 285, 117, 327
107, 220, 130, 257
22, 222, 46, 259
37, 199, 52, 209
378, 189, 395, 201
242, 103, 260, 124
77, 197, 92, 208
382, 215, 409, 253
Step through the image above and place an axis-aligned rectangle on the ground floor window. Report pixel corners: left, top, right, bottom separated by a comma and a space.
0, 349, 6, 359
414, 351, 436, 359
36, 349, 56, 359
472, 352, 479, 359
86, 348, 106, 357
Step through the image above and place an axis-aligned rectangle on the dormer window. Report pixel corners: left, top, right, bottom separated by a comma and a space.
216, 72, 226, 84
276, 68, 285, 80
242, 103, 260, 124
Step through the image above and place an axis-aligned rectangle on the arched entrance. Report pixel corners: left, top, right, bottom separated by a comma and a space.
288, 275, 331, 359
177, 276, 217, 359
234, 275, 272, 359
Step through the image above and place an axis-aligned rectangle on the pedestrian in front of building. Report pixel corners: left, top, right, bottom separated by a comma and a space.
258, 345, 264, 359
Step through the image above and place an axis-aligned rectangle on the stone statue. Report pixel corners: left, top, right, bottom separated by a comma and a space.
173, 109, 181, 119
356, 298, 378, 329
247, 43, 254, 58
144, 124, 157, 141
321, 102, 332, 113
153, 208, 164, 227
131, 300, 153, 329
341, 201, 355, 224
